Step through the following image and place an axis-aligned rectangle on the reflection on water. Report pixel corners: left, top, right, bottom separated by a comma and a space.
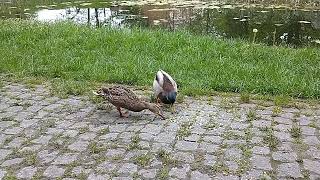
35, 8, 124, 27
1, 0, 320, 47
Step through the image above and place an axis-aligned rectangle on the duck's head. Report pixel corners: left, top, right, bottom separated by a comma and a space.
147, 103, 165, 119
160, 91, 177, 104
93, 88, 108, 97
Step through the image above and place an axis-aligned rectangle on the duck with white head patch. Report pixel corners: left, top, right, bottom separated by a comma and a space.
153, 70, 178, 112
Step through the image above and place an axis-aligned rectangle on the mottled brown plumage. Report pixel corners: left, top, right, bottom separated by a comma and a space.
94, 86, 164, 119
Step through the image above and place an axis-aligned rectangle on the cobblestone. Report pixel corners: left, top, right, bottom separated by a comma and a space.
0, 81, 319, 179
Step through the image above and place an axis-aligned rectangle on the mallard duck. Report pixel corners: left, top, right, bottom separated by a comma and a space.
153, 70, 178, 112
94, 85, 165, 119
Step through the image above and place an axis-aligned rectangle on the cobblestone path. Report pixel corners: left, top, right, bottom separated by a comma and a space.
0, 81, 320, 180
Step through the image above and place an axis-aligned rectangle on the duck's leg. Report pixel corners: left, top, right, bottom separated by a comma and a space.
156, 97, 163, 107
170, 104, 176, 113
117, 107, 129, 118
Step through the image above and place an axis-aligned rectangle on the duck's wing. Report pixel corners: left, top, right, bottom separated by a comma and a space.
161, 70, 177, 92
101, 86, 139, 106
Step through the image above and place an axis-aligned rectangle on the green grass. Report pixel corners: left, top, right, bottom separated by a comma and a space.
290, 125, 302, 138
1, 19, 320, 98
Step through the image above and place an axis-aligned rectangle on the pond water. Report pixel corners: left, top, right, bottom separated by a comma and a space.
1, 0, 320, 47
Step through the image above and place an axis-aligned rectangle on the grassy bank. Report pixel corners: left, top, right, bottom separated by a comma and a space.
0, 20, 320, 98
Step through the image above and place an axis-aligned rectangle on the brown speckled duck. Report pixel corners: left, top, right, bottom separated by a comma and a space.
94, 85, 165, 119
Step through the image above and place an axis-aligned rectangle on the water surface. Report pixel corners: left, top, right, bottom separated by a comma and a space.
1, 0, 320, 47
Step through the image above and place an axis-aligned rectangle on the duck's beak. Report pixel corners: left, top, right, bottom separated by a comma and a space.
92, 90, 100, 96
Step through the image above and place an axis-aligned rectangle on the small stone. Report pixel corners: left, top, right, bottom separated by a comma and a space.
0, 121, 15, 129
224, 140, 246, 146
215, 174, 239, 180
0, 169, 6, 179
139, 133, 155, 141
31, 135, 52, 144
272, 152, 297, 162
251, 155, 272, 170
303, 159, 320, 174
4, 127, 23, 135
225, 148, 242, 160
46, 128, 64, 135
274, 117, 292, 125
72, 166, 91, 175
274, 131, 292, 142
87, 173, 110, 180
277, 162, 302, 178
62, 130, 79, 138
301, 126, 316, 135
191, 126, 206, 135
99, 133, 118, 141
225, 161, 238, 171
119, 132, 135, 141
43, 166, 65, 178
106, 148, 126, 158
202, 135, 222, 144
241, 169, 263, 180
163, 123, 179, 132
52, 153, 78, 165
79, 132, 96, 141
139, 141, 150, 149
141, 124, 162, 135
175, 141, 198, 151
68, 140, 89, 152
138, 169, 157, 179
154, 132, 176, 144
1, 158, 24, 167
151, 142, 172, 152
112, 177, 133, 180
303, 136, 320, 146
298, 116, 310, 126
20, 119, 39, 128
184, 134, 200, 142
274, 124, 291, 132
253, 146, 270, 155
38, 150, 59, 164
7, 137, 26, 148
56, 121, 75, 129
26, 105, 43, 113
173, 152, 194, 163
251, 137, 263, 144
126, 125, 144, 132
17, 166, 37, 179
190, 171, 211, 180
169, 164, 190, 179
96, 162, 117, 173
230, 122, 250, 130
310, 174, 320, 180
253, 120, 271, 128
0, 149, 12, 160
306, 146, 320, 159
109, 124, 128, 133
204, 154, 216, 166
277, 142, 294, 152
6, 106, 23, 113
118, 163, 138, 175
199, 142, 219, 153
